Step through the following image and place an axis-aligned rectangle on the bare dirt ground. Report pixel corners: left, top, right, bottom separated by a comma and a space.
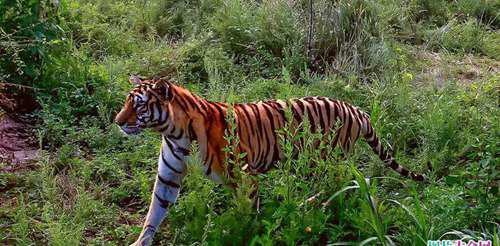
0, 113, 39, 171
0, 83, 40, 172
414, 51, 500, 88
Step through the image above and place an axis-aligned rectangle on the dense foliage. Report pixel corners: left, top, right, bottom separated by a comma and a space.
0, 0, 498, 245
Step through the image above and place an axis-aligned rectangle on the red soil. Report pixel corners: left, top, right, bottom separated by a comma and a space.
0, 114, 39, 169
0, 83, 40, 171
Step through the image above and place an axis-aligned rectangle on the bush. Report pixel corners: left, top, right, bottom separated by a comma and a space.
425, 18, 489, 55
441, 19, 486, 54
0, 0, 61, 85
209, 0, 307, 78
453, 0, 500, 29
482, 31, 500, 59
310, 0, 395, 78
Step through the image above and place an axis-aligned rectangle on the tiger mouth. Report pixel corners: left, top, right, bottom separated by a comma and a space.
120, 124, 142, 135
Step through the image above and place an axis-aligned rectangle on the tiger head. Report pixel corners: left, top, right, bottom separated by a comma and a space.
115, 75, 173, 135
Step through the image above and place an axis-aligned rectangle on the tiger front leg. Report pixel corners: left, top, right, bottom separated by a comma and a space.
131, 139, 187, 246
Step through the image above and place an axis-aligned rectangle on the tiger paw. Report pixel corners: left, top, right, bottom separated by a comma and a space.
131, 229, 155, 246
130, 236, 153, 246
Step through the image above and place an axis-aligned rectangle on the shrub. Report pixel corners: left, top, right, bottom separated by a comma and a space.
413, 0, 450, 26
426, 18, 487, 55
151, 0, 222, 39
482, 31, 500, 59
442, 19, 486, 54
310, 0, 393, 78
0, 0, 61, 85
453, 0, 500, 28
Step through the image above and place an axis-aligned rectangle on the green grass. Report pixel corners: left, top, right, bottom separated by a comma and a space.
0, 0, 499, 245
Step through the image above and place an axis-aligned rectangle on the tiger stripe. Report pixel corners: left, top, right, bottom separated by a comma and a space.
115, 77, 426, 245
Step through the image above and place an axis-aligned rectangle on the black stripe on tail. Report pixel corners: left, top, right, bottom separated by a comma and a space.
362, 116, 425, 182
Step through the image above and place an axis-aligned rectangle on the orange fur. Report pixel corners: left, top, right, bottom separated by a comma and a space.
116, 79, 425, 182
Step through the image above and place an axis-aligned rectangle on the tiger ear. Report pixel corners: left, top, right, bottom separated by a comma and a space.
153, 80, 173, 101
129, 74, 142, 85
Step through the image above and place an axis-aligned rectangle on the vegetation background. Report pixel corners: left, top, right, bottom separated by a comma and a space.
0, 0, 498, 245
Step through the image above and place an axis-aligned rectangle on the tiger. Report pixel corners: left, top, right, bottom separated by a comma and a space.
114, 75, 425, 245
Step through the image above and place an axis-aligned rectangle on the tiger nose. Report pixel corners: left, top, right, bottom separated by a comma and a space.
115, 108, 129, 126
114, 113, 126, 126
